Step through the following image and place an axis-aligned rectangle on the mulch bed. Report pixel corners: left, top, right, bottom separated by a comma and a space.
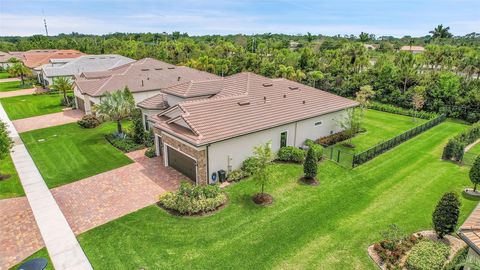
299, 177, 319, 186
252, 193, 274, 206
0, 174, 11, 181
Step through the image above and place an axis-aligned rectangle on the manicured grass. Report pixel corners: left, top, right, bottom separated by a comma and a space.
0, 154, 24, 199
11, 248, 53, 270
20, 122, 133, 188
0, 80, 31, 92
464, 142, 480, 165
0, 94, 67, 120
0, 72, 10, 79
77, 121, 477, 269
335, 109, 426, 153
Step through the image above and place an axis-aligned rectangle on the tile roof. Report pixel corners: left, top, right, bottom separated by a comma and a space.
75, 58, 219, 97
153, 72, 358, 145
22, 49, 85, 68
137, 94, 169, 110
41, 54, 135, 77
162, 79, 224, 98
0, 51, 24, 63
459, 203, 480, 254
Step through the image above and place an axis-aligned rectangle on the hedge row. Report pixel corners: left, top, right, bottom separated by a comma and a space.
442, 121, 480, 162
368, 102, 438, 120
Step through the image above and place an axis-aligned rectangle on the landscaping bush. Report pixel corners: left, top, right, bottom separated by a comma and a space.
303, 147, 317, 179
405, 240, 450, 270
227, 169, 248, 182
470, 156, 480, 192
105, 134, 145, 153
305, 139, 323, 161
368, 101, 438, 120
317, 130, 354, 146
442, 122, 480, 162
145, 147, 156, 158
432, 192, 460, 239
158, 182, 227, 215
144, 128, 155, 148
277, 146, 306, 163
242, 156, 259, 176
60, 96, 75, 107
443, 246, 468, 270
131, 108, 146, 144
77, 115, 101, 129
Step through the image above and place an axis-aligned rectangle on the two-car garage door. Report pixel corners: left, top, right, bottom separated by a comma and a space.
167, 147, 197, 183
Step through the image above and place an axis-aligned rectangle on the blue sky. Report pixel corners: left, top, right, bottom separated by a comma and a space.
0, 0, 479, 37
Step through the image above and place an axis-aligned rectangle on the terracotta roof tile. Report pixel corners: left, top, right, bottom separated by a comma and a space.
22, 49, 85, 68
137, 94, 169, 110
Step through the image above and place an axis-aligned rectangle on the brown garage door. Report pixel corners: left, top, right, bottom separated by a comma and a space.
167, 147, 196, 182
76, 97, 85, 111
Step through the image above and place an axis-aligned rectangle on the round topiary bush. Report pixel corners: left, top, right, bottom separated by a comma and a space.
77, 115, 101, 129
406, 240, 450, 270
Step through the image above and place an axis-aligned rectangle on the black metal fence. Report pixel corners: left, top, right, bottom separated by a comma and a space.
322, 146, 355, 168
351, 114, 446, 167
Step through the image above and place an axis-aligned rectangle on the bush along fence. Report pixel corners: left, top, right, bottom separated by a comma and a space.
442, 122, 480, 163
352, 114, 446, 167
368, 102, 439, 120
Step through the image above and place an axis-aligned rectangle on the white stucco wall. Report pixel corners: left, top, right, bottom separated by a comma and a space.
207, 110, 346, 180
165, 94, 185, 107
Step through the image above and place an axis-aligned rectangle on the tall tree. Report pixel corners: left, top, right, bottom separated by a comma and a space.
252, 141, 274, 197
95, 87, 135, 135
471, 156, 480, 192
50, 77, 73, 106
429, 24, 453, 39
411, 86, 426, 122
8, 62, 31, 86
396, 51, 419, 93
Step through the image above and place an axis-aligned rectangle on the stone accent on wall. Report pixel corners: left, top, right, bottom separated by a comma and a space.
159, 131, 208, 185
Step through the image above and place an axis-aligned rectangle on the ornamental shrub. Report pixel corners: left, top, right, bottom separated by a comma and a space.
105, 134, 144, 153
144, 147, 156, 158
443, 122, 480, 161
158, 182, 227, 215
131, 108, 146, 144
242, 156, 259, 176
305, 139, 323, 161
77, 115, 100, 129
226, 169, 248, 182
406, 240, 449, 270
304, 147, 317, 179
432, 192, 461, 239
277, 146, 305, 163
470, 156, 480, 192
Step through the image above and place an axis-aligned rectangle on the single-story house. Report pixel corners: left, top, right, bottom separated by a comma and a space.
0, 51, 24, 69
20, 49, 85, 81
400, 45, 425, 54
458, 203, 480, 263
142, 72, 358, 185
73, 58, 219, 114
39, 54, 134, 87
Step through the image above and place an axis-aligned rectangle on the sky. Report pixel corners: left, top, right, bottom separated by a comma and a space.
0, 0, 479, 37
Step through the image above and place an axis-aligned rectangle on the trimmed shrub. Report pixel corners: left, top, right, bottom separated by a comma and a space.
60, 96, 75, 107
105, 134, 145, 153
317, 130, 356, 146
158, 182, 227, 215
368, 101, 438, 120
277, 146, 306, 163
144, 128, 154, 148
242, 156, 259, 176
77, 115, 100, 129
305, 139, 323, 161
131, 108, 146, 144
303, 147, 317, 179
470, 156, 480, 191
442, 122, 480, 162
443, 246, 468, 270
145, 147, 156, 158
432, 192, 461, 239
227, 169, 248, 182
406, 240, 449, 270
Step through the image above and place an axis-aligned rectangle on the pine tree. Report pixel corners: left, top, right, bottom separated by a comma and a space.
432, 192, 460, 239
304, 147, 317, 179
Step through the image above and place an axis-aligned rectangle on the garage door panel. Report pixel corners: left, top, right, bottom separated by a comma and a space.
167, 147, 196, 182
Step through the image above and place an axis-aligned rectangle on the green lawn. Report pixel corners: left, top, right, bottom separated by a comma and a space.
0, 154, 24, 199
0, 94, 68, 120
0, 81, 31, 92
77, 120, 477, 269
0, 72, 11, 79
335, 109, 426, 153
464, 142, 480, 165
20, 122, 133, 188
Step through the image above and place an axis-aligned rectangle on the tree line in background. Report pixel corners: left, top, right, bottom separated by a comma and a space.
1, 26, 479, 122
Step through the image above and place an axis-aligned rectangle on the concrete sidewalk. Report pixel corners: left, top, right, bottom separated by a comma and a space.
0, 103, 92, 270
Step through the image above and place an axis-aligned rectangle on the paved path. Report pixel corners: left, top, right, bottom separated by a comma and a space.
13, 109, 84, 133
0, 103, 93, 270
52, 150, 183, 234
0, 77, 20, 83
0, 88, 36, 98
0, 197, 44, 270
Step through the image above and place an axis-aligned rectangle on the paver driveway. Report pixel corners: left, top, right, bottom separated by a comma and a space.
51, 150, 184, 234
13, 109, 84, 132
0, 197, 44, 270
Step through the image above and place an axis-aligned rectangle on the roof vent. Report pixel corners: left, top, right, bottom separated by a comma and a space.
141, 80, 144, 86
263, 96, 267, 103
177, 76, 181, 81
238, 101, 250, 106
303, 100, 306, 104
155, 68, 163, 70
141, 68, 150, 71
289, 86, 299, 90
167, 67, 175, 69
263, 83, 273, 87
147, 77, 150, 80
283, 94, 286, 98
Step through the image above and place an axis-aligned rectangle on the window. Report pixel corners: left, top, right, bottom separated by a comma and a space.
280, 131, 288, 148
144, 114, 149, 130
314, 121, 322, 126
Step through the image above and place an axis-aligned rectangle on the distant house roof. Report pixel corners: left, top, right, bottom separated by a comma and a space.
400, 45, 425, 52
137, 94, 170, 110
74, 58, 219, 97
151, 72, 358, 146
162, 79, 225, 98
22, 49, 85, 68
41, 54, 135, 78
0, 51, 24, 63
459, 203, 480, 254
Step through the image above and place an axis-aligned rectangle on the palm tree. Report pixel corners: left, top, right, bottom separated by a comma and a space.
429, 24, 453, 39
50, 77, 73, 106
308, 71, 324, 87
95, 87, 135, 136
8, 62, 31, 86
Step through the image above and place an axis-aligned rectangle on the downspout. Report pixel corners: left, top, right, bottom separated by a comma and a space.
294, 122, 298, 146
206, 144, 210, 185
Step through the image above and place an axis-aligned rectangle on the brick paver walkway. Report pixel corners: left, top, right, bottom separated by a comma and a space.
13, 109, 84, 133
0, 197, 45, 270
0, 88, 36, 98
52, 149, 184, 235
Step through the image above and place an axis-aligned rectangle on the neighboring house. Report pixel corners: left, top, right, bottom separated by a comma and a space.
142, 72, 358, 185
364, 44, 378, 50
458, 203, 480, 263
73, 58, 219, 114
39, 54, 135, 87
0, 51, 24, 69
400, 45, 425, 54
